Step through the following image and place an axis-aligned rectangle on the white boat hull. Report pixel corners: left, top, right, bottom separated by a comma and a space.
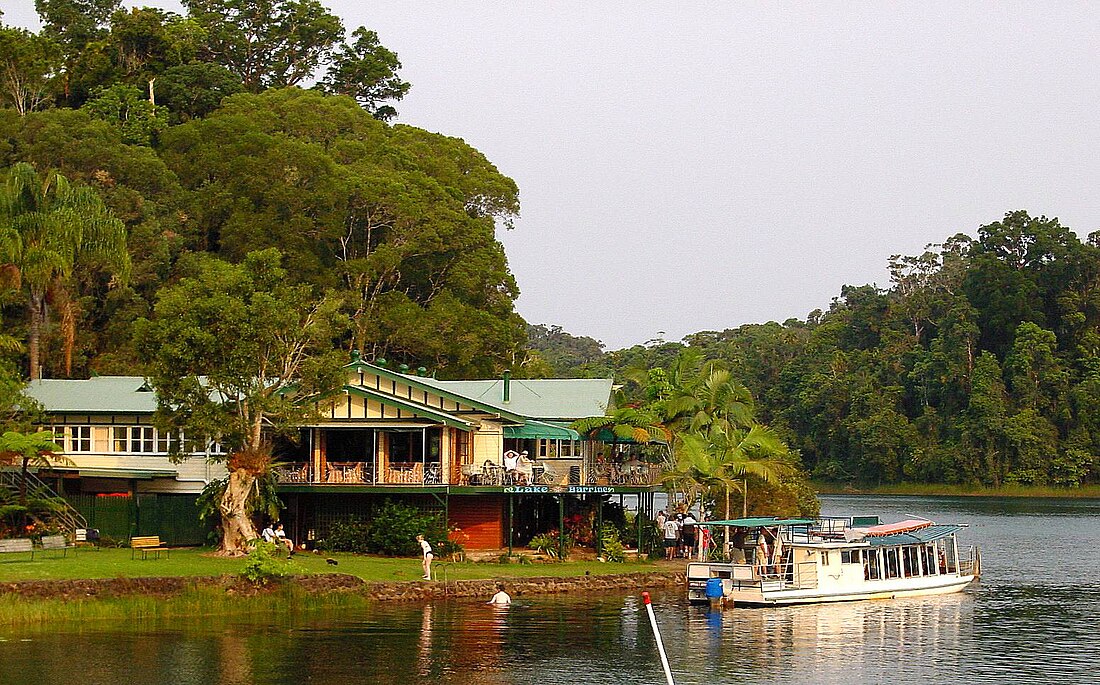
708, 575, 975, 606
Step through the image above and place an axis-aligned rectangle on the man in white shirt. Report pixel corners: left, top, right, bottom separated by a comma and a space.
662, 517, 680, 560
487, 582, 511, 605
261, 523, 276, 544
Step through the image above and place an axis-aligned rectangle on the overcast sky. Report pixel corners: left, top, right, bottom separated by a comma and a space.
7, 2, 1100, 349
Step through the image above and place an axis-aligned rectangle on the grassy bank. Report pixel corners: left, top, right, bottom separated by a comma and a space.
814, 481, 1100, 498
0, 547, 663, 583
0, 584, 373, 629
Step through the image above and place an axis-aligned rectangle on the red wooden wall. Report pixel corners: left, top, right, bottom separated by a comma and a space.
449, 495, 504, 550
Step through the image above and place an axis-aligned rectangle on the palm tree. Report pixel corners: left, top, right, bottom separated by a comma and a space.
0, 162, 130, 379
663, 365, 755, 436
665, 426, 794, 552
571, 406, 671, 446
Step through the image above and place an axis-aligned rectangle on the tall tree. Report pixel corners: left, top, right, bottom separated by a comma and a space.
184, 0, 344, 91
0, 28, 61, 116
134, 248, 347, 555
0, 162, 130, 379
319, 27, 410, 121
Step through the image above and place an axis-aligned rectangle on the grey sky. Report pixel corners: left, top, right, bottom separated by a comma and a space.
7, 2, 1100, 349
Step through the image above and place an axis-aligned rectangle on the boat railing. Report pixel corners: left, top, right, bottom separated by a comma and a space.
700, 560, 820, 592
958, 545, 982, 578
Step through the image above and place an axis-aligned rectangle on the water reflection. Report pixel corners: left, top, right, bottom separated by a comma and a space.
2, 495, 1099, 684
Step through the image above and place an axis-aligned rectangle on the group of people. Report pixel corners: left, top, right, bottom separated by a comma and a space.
657, 509, 698, 560
260, 522, 295, 557
502, 449, 534, 484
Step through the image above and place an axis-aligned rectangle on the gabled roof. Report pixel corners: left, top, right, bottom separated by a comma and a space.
24, 376, 157, 414
340, 386, 476, 430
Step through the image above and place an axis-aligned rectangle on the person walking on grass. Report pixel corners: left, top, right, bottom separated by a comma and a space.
417, 534, 434, 580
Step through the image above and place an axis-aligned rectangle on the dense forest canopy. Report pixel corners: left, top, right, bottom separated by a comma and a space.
2, 1, 1097, 492
531, 212, 1100, 488
0, 0, 529, 383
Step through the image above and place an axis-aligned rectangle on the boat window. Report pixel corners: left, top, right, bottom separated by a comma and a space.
903, 546, 920, 577
884, 549, 900, 579
822, 551, 830, 566
865, 550, 881, 580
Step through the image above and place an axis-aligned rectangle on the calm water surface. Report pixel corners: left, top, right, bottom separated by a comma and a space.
2, 494, 1098, 685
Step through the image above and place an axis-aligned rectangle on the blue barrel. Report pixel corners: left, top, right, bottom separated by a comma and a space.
705, 577, 724, 599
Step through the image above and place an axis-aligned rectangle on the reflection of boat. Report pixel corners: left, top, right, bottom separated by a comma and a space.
687, 516, 981, 606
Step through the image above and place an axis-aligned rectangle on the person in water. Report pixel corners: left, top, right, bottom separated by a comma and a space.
488, 582, 511, 605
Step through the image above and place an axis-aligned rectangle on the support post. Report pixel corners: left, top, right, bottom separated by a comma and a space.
508, 493, 514, 556
596, 495, 603, 557
558, 494, 565, 560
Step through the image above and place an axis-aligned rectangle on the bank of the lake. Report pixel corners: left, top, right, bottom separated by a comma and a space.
0, 547, 683, 626
813, 481, 1100, 498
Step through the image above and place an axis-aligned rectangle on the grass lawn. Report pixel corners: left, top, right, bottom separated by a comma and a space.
0, 547, 667, 583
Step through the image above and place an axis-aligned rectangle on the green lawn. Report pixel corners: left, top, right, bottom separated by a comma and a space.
0, 547, 666, 583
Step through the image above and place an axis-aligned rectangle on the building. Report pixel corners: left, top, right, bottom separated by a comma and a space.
24, 357, 663, 550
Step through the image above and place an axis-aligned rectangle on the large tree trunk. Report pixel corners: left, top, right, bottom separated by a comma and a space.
218, 468, 259, 556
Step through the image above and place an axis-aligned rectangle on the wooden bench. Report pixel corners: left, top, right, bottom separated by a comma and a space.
0, 538, 35, 561
40, 535, 72, 558
131, 535, 169, 560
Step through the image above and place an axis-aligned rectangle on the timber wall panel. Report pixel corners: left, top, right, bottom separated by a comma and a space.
449, 495, 504, 550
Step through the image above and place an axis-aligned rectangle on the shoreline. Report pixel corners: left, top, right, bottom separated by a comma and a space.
813, 482, 1100, 498
0, 570, 685, 628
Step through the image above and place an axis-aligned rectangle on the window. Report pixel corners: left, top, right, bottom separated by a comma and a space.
156, 431, 180, 454
841, 549, 861, 564
69, 426, 92, 452
539, 439, 579, 458
111, 426, 156, 453
822, 551, 830, 566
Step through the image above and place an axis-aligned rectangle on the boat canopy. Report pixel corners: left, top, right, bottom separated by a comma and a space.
862, 519, 933, 537
865, 524, 964, 546
698, 517, 817, 528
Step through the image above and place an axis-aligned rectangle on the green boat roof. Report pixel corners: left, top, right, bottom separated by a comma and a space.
698, 517, 817, 528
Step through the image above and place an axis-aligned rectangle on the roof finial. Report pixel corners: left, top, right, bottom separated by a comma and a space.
350, 349, 362, 363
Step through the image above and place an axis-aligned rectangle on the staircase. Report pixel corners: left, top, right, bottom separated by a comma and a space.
0, 468, 88, 535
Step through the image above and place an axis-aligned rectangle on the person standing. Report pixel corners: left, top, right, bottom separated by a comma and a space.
417, 534, 433, 580
680, 511, 698, 559
662, 515, 680, 561
656, 510, 667, 529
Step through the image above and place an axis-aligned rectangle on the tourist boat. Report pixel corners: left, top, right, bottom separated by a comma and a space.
686, 516, 981, 606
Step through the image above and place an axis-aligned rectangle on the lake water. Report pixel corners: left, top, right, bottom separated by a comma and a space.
2, 494, 1099, 685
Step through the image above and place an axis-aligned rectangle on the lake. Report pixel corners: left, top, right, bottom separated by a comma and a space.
2, 494, 1098, 684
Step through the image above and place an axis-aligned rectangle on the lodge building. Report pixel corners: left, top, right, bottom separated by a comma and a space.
23, 356, 662, 550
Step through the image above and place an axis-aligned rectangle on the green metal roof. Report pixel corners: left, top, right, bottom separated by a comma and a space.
699, 517, 817, 528
503, 420, 581, 440
412, 377, 613, 422
24, 376, 158, 413
866, 525, 964, 546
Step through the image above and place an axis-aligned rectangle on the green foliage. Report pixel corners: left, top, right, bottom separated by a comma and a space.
241, 540, 292, 584
318, 27, 410, 120
598, 524, 625, 563
318, 501, 457, 558
81, 84, 167, 145
134, 248, 347, 459
528, 531, 572, 560
319, 517, 371, 554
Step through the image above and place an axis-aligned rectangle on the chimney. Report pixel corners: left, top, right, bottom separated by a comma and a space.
502, 370, 511, 403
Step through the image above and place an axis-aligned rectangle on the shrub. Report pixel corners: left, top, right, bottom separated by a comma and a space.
241, 541, 293, 585
321, 517, 373, 554
529, 531, 572, 560
599, 524, 625, 563
364, 500, 448, 556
